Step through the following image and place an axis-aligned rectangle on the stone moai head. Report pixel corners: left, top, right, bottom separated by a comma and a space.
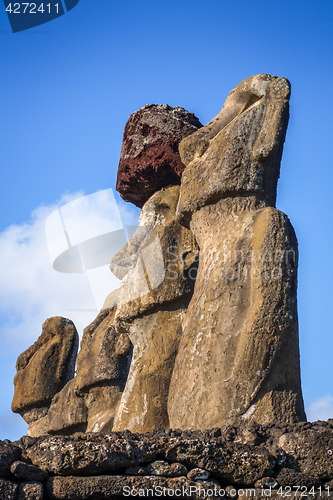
107, 185, 198, 324
177, 74, 291, 226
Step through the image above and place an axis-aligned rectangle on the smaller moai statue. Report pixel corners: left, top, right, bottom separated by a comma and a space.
110, 185, 198, 432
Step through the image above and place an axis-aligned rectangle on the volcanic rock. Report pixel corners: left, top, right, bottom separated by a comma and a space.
10, 460, 47, 482
12, 317, 78, 423
254, 477, 279, 489
27, 414, 49, 438
278, 429, 333, 480
17, 481, 43, 499
147, 460, 188, 477
0, 440, 21, 478
75, 307, 132, 393
23, 434, 156, 476
164, 437, 275, 485
116, 104, 203, 207
187, 468, 210, 481
276, 468, 322, 488
168, 199, 306, 427
111, 186, 198, 319
45, 475, 222, 500
5, 423, 333, 499
11, 74, 307, 442
124, 465, 148, 475
0, 478, 17, 498
22, 430, 276, 485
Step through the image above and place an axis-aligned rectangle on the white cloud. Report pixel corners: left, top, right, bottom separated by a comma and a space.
0, 191, 95, 350
0, 190, 139, 441
306, 394, 333, 422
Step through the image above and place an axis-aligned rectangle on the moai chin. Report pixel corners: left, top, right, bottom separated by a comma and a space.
168, 74, 306, 427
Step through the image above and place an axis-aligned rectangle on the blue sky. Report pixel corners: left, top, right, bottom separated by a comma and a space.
0, 0, 333, 441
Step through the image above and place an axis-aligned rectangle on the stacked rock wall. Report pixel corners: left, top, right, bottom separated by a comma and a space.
1, 421, 333, 499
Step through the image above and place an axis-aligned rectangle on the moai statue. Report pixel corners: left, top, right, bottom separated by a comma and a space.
110, 186, 198, 432
73, 298, 133, 433
11, 317, 79, 436
168, 74, 306, 428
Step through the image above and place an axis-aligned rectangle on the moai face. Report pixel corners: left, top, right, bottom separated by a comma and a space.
107, 186, 199, 433
177, 74, 291, 226
109, 185, 198, 324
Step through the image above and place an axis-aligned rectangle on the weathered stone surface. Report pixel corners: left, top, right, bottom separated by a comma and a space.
187, 468, 210, 481
11, 74, 307, 444
6, 424, 333, 499
76, 308, 132, 393
13, 435, 38, 450
112, 306, 188, 433
168, 198, 306, 428
0, 440, 21, 478
177, 74, 290, 227
17, 481, 43, 500
278, 430, 333, 480
23, 434, 156, 476
147, 460, 188, 477
10, 460, 47, 482
0, 478, 18, 499
116, 104, 203, 208
254, 477, 278, 489
20, 408, 48, 426
125, 465, 148, 476
276, 468, 322, 488
12, 317, 78, 421
74, 307, 132, 433
46, 379, 87, 435
167, 75, 305, 429
164, 437, 275, 486
110, 186, 198, 432
45, 475, 224, 500
84, 386, 126, 433
21, 429, 279, 485
27, 415, 49, 438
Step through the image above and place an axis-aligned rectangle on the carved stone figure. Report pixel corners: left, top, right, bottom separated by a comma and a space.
168, 74, 306, 427
11, 317, 78, 435
74, 305, 132, 433
12, 76, 306, 437
111, 185, 198, 432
